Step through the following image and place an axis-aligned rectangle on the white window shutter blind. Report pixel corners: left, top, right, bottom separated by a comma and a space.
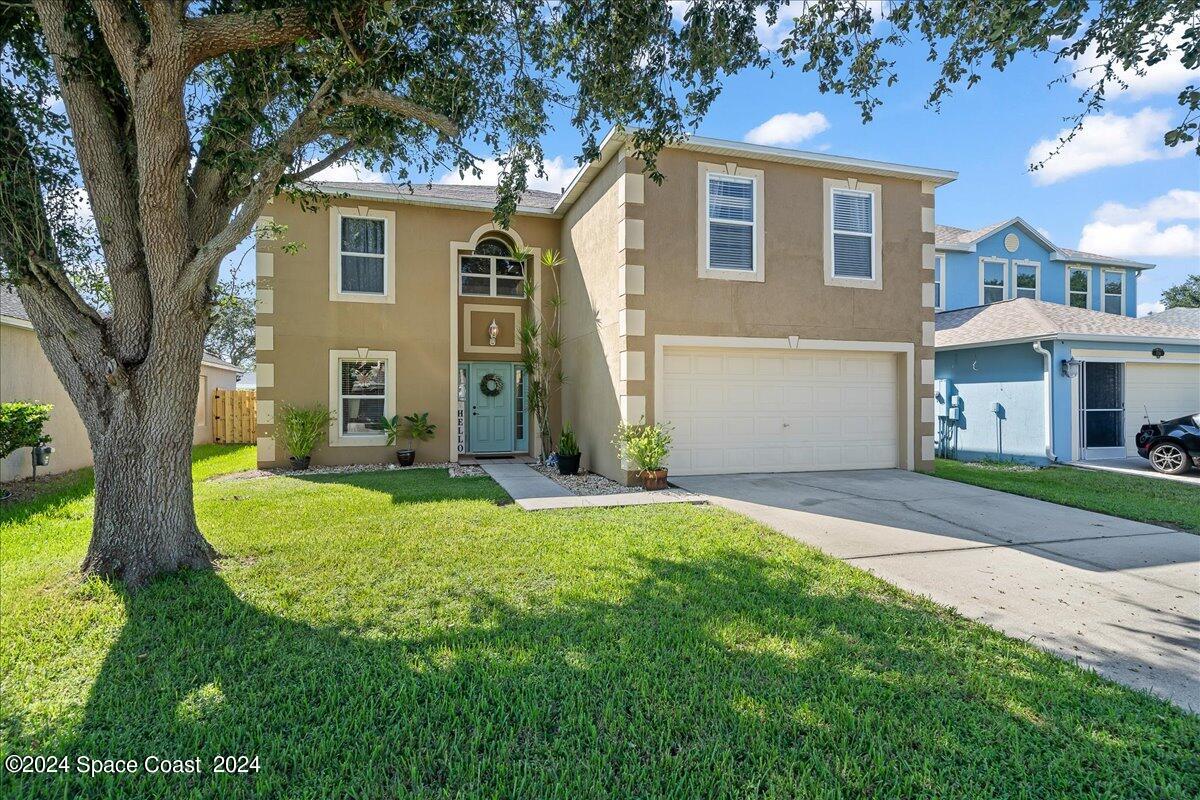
832, 191, 873, 278
708, 176, 754, 271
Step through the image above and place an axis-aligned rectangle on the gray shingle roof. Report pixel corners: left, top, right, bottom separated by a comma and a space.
1, 285, 29, 320
935, 297, 1200, 348
934, 221, 1153, 269
310, 181, 561, 211
2, 286, 238, 370
1142, 306, 1200, 329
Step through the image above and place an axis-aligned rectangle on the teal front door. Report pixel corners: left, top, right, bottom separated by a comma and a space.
468, 362, 515, 453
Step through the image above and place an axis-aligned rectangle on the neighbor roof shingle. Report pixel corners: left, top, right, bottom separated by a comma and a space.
309, 181, 561, 211
934, 221, 1152, 269
1143, 307, 1200, 329
935, 298, 1200, 348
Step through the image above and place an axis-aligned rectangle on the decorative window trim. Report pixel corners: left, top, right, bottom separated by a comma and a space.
462, 303, 522, 355
823, 177, 883, 290
328, 349, 396, 447
328, 206, 396, 304
1102, 269, 1125, 315
933, 253, 946, 311
1065, 265, 1091, 309
697, 161, 765, 282
1011, 259, 1041, 300
978, 256, 1008, 305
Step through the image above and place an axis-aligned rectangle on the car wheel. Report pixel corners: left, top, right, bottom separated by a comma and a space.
1148, 442, 1191, 475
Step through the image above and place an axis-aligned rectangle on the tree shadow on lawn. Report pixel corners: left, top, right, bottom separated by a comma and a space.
8, 551, 1197, 799
291, 468, 510, 506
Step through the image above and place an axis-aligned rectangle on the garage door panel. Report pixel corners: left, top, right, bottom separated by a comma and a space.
1123, 362, 1200, 455
663, 346, 900, 475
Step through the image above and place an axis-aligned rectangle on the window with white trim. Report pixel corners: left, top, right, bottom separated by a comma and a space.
981, 259, 1006, 304
338, 359, 387, 436
830, 189, 875, 279
1103, 270, 1124, 314
1068, 267, 1090, 308
339, 216, 386, 294
933, 254, 945, 310
460, 236, 526, 297
706, 174, 756, 271
1014, 262, 1038, 299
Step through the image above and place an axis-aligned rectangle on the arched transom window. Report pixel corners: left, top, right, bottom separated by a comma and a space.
460, 236, 526, 297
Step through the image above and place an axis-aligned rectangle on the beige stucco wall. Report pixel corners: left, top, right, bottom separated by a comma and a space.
633, 148, 936, 474
256, 198, 560, 468
0, 321, 93, 482
1, 319, 236, 481
559, 152, 629, 480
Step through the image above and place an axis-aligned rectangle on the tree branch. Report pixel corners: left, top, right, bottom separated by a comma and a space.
183, 7, 316, 69
283, 141, 355, 181
341, 88, 460, 139
32, 0, 151, 362
90, 0, 144, 88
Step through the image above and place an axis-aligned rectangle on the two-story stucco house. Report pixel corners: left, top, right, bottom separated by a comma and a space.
254, 130, 958, 482
931, 219, 1200, 465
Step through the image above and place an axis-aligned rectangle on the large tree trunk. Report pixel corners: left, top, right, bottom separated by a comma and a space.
76, 318, 219, 589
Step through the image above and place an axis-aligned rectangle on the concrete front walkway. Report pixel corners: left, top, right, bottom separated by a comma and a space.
480, 462, 703, 511
672, 469, 1200, 712
1070, 457, 1200, 486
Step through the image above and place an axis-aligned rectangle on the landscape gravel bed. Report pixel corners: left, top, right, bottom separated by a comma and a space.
529, 463, 642, 496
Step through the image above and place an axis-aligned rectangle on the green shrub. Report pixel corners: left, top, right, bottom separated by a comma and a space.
0, 402, 53, 459
277, 404, 333, 459
557, 423, 579, 457
381, 411, 437, 450
611, 420, 672, 473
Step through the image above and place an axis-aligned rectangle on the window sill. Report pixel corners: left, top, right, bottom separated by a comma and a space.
330, 290, 394, 304
825, 273, 883, 290
698, 266, 764, 283
330, 434, 388, 448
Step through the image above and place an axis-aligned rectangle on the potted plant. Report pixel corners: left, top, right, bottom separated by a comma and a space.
277, 403, 333, 470
383, 412, 437, 466
612, 420, 673, 490
556, 422, 581, 476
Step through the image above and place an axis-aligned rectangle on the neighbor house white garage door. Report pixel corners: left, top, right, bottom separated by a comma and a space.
1124, 362, 1200, 455
660, 346, 899, 476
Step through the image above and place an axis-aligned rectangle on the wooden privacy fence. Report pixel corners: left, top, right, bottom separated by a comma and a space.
213, 388, 257, 443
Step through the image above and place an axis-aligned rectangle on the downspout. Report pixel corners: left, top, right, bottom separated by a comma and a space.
1032, 341, 1058, 462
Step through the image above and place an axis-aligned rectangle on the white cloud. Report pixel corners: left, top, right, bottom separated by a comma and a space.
1137, 301, 1166, 317
437, 155, 576, 193
305, 159, 386, 183
744, 112, 830, 146
1078, 188, 1200, 258
1027, 108, 1186, 184
1067, 31, 1200, 99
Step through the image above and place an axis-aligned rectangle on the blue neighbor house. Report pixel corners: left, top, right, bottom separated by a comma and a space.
931, 219, 1200, 465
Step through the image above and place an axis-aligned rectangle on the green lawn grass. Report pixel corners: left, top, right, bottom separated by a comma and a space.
2, 446, 1197, 798
934, 458, 1200, 533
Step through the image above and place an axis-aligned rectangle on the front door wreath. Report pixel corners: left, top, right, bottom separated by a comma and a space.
479, 373, 504, 398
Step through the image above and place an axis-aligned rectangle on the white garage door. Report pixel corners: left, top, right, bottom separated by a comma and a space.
1124, 362, 1200, 455
661, 346, 900, 476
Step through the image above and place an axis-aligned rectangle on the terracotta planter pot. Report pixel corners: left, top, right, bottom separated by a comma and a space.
640, 468, 668, 491
557, 453, 581, 475
396, 449, 416, 467
289, 455, 311, 471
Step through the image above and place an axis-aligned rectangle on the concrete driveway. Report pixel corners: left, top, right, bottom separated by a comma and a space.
672, 470, 1200, 712
1070, 457, 1200, 486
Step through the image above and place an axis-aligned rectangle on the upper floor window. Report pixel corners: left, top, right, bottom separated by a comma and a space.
1068, 267, 1090, 308
707, 174, 756, 271
339, 216, 386, 294
460, 236, 526, 297
933, 254, 945, 310
1103, 270, 1124, 315
1014, 261, 1039, 299
831, 189, 875, 279
698, 162, 764, 282
981, 258, 1006, 304
329, 206, 395, 304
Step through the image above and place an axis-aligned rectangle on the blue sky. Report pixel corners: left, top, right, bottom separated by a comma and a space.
251, 15, 1199, 314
